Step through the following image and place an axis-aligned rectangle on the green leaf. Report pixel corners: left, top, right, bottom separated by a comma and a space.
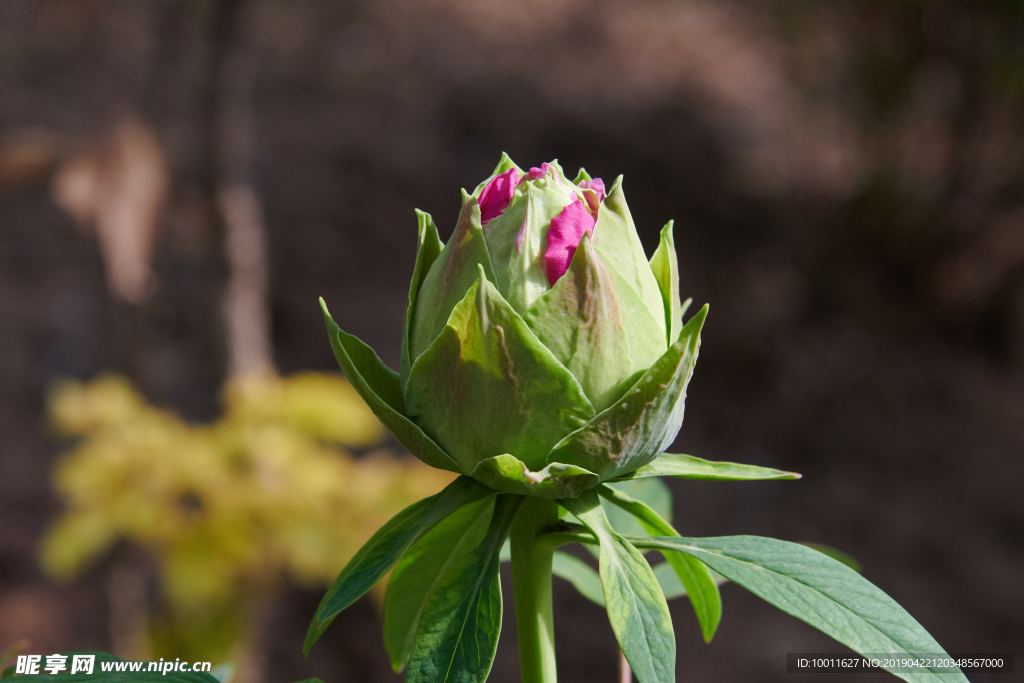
470, 454, 599, 499
591, 175, 667, 342
320, 300, 464, 474
384, 497, 495, 672
614, 452, 802, 482
602, 479, 672, 539
648, 221, 683, 347
546, 305, 708, 481
634, 536, 968, 683
23, 652, 220, 682
802, 543, 862, 573
406, 495, 523, 683
560, 491, 674, 683
1, 667, 13, 679
523, 231, 667, 413
652, 562, 728, 600
552, 550, 605, 606
598, 485, 722, 642
401, 210, 446, 390
405, 268, 596, 472
304, 476, 493, 656
409, 197, 497, 360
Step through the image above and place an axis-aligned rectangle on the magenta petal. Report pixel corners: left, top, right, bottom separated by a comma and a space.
479, 168, 520, 224
544, 198, 596, 285
578, 178, 606, 202
525, 163, 553, 181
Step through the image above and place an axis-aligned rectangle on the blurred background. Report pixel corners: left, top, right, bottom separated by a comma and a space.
1, 0, 1022, 681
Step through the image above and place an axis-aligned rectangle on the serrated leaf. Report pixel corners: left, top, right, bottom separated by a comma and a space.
634, 536, 968, 683
598, 485, 721, 642
321, 300, 463, 474
304, 476, 493, 656
405, 495, 522, 683
614, 452, 801, 482
384, 497, 495, 672
560, 491, 674, 683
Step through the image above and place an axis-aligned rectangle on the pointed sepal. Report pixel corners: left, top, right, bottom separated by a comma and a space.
401, 210, 446, 389
545, 305, 708, 480
648, 220, 683, 347
524, 231, 666, 412
321, 299, 463, 473
469, 454, 600, 499
409, 197, 497, 360
404, 267, 595, 473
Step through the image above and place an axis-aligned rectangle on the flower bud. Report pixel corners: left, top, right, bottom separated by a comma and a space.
320, 154, 706, 497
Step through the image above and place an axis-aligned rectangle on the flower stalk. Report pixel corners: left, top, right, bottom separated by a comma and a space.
510, 497, 559, 683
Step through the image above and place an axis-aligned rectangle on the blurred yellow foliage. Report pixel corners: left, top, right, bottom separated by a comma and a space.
41, 373, 454, 657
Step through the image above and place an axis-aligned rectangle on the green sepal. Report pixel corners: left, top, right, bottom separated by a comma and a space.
545, 305, 708, 481
409, 197, 497, 360
405, 267, 595, 472
560, 491, 675, 683
472, 152, 522, 196
470, 454, 600, 499
631, 536, 969, 683
401, 210, 445, 390
591, 175, 667, 341
523, 231, 667, 413
613, 452, 802, 482
487, 179, 575, 315
405, 495, 523, 683
320, 299, 463, 474
598, 484, 722, 642
572, 167, 592, 184
384, 497, 495, 672
304, 477, 493, 656
648, 221, 683, 347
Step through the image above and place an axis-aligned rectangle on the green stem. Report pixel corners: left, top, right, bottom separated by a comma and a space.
511, 497, 559, 683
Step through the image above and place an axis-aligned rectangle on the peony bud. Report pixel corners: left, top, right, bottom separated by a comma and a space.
320, 154, 706, 498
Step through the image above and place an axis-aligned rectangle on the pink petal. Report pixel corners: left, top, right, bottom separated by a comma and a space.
578, 177, 606, 202
525, 163, 553, 181
544, 198, 596, 285
479, 168, 520, 224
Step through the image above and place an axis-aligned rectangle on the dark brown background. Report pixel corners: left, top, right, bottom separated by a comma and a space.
1, 1, 1022, 681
